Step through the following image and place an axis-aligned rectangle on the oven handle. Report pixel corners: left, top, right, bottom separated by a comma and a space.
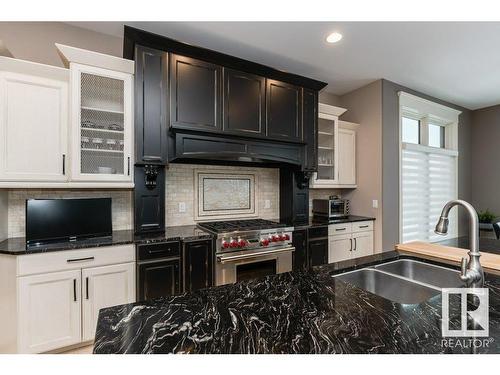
217, 247, 295, 264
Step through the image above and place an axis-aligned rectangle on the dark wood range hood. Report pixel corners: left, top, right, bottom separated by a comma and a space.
124, 26, 328, 232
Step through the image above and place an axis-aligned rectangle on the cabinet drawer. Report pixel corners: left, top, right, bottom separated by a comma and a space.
17, 244, 135, 277
329, 223, 352, 235
351, 221, 374, 233
137, 241, 180, 261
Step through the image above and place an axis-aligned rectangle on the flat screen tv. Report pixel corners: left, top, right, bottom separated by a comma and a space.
26, 198, 112, 245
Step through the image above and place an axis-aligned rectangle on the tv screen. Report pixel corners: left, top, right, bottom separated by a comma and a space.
26, 198, 112, 245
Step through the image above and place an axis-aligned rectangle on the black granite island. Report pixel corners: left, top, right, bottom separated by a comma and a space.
93, 252, 500, 354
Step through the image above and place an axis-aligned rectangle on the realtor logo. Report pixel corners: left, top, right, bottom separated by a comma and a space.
442, 288, 489, 337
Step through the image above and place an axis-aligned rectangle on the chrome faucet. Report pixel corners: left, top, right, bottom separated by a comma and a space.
434, 200, 484, 288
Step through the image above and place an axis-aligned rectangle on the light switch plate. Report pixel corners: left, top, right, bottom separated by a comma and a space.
179, 202, 186, 213
264, 200, 271, 209
372, 200, 379, 209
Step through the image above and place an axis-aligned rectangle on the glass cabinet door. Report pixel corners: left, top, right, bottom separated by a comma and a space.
72, 64, 132, 182
313, 113, 338, 186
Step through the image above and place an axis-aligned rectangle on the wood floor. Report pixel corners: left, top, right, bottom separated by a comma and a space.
60, 344, 94, 354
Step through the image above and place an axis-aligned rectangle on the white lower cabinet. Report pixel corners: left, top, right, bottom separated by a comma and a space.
18, 270, 81, 354
328, 221, 374, 263
0, 245, 135, 353
82, 263, 135, 341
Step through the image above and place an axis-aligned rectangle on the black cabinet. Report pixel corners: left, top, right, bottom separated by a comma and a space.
134, 45, 169, 164
134, 165, 165, 233
223, 68, 265, 137
302, 89, 318, 171
137, 258, 181, 301
266, 79, 302, 141
292, 229, 308, 272
308, 226, 329, 267
170, 54, 222, 131
280, 169, 309, 224
183, 240, 213, 293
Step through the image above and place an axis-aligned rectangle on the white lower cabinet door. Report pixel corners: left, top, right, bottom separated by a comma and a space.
328, 233, 353, 263
82, 262, 135, 341
352, 231, 374, 258
18, 269, 81, 353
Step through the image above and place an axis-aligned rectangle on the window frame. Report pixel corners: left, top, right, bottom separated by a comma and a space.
398, 92, 461, 243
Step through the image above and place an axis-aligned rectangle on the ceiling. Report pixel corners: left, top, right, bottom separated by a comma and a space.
68, 22, 500, 110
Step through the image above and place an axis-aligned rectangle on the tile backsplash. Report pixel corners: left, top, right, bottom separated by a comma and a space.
166, 164, 279, 226
7, 189, 133, 238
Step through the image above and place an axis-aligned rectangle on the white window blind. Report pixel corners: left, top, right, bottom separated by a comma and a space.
401, 144, 458, 243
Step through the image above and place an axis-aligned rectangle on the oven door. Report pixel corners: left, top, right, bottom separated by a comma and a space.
215, 246, 294, 286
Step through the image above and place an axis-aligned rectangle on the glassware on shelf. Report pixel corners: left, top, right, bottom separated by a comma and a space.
106, 139, 117, 150
119, 140, 124, 151
92, 137, 104, 149
108, 123, 123, 132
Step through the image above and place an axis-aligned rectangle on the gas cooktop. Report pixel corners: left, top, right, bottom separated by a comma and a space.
197, 219, 287, 234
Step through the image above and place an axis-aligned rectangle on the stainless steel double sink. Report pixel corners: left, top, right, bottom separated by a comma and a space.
334, 259, 463, 304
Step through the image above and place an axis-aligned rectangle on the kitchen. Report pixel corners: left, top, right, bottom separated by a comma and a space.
1, 15, 500, 366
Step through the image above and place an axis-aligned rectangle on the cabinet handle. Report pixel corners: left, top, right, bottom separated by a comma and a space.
336, 228, 346, 232
67, 256, 95, 263
62, 154, 66, 175
85, 277, 89, 300
349, 238, 353, 251
127, 157, 130, 176
359, 225, 369, 229
354, 238, 357, 251
73, 279, 77, 302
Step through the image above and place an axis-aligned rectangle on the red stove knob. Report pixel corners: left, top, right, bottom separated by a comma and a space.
229, 239, 238, 248
238, 239, 247, 248
284, 234, 290, 241
278, 234, 286, 241
261, 238, 270, 247
222, 240, 230, 249
271, 235, 279, 242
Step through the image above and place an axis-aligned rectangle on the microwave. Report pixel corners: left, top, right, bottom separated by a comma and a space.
312, 198, 350, 219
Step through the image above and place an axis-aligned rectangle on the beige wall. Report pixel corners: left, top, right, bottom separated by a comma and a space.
0, 22, 122, 66
337, 81, 383, 252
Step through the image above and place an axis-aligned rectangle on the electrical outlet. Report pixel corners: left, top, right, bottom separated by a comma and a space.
179, 202, 186, 213
264, 200, 271, 209
372, 200, 379, 209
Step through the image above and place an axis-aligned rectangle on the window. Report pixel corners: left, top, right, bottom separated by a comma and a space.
428, 123, 445, 148
399, 92, 461, 243
402, 117, 420, 144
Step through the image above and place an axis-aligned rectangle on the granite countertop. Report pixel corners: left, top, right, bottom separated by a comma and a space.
93, 251, 500, 354
434, 236, 500, 256
0, 225, 213, 255
285, 215, 375, 229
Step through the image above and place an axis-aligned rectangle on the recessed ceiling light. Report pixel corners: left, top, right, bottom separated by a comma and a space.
326, 32, 342, 44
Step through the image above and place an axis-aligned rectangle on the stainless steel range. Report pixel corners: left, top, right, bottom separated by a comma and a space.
197, 219, 295, 286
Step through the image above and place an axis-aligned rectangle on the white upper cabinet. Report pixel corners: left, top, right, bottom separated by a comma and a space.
0, 45, 135, 188
310, 103, 358, 189
70, 64, 133, 182
0, 58, 69, 182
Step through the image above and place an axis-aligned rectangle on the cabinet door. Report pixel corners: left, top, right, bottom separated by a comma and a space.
0, 71, 68, 181
18, 270, 81, 353
183, 240, 213, 293
82, 263, 135, 342
170, 54, 222, 131
266, 79, 302, 141
328, 234, 353, 263
137, 258, 181, 301
308, 238, 329, 267
71, 63, 133, 182
303, 89, 318, 171
338, 128, 356, 185
134, 165, 165, 233
292, 229, 308, 271
135, 45, 168, 164
223, 68, 265, 137
352, 231, 374, 259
